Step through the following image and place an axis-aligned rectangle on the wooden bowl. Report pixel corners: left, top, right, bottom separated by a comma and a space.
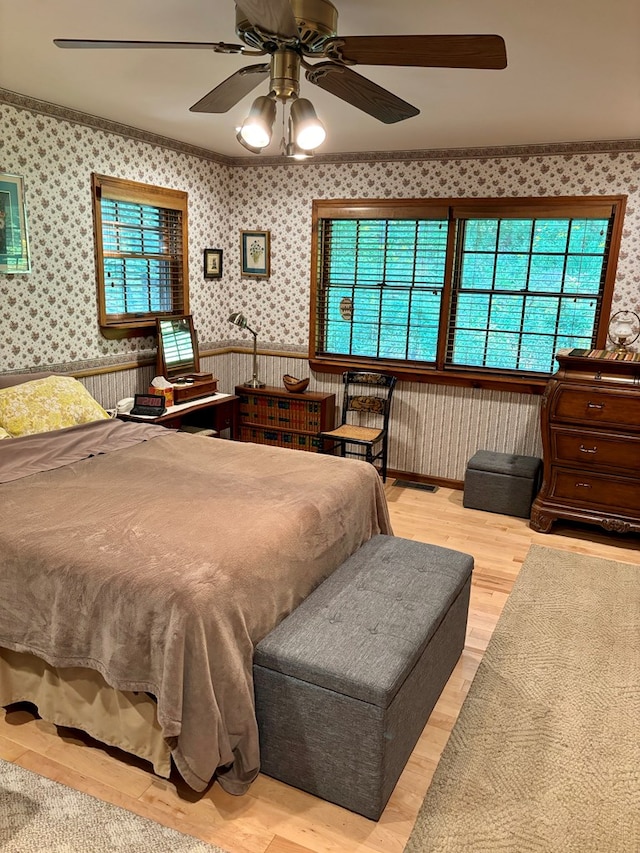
283, 374, 310, 394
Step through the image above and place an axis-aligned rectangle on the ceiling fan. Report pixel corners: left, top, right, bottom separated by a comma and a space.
55, 0, 507, 154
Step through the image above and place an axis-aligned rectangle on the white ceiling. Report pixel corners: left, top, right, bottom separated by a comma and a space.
2, 0, 639, 159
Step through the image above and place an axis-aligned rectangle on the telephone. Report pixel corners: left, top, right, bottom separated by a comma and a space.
116, 397, 135, 414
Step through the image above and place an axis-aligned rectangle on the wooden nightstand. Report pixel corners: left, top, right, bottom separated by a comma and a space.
118, 393, 239, 439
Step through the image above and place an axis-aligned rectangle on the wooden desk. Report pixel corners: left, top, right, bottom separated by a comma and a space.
119, 393, 239, 439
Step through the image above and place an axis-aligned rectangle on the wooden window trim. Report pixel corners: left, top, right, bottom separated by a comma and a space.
92, 173, 189, 336
310, 195, 627, 394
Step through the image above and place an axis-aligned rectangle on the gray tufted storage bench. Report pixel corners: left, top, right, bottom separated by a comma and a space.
253, 534, 473, 820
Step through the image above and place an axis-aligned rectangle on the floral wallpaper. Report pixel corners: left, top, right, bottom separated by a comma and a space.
0, 99, 233, 371
225, 153, 640, 349
1, 92, 639, 373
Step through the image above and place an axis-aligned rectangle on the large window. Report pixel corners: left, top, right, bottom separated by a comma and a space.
92, 174, 189, 332
311, 197, 626, 389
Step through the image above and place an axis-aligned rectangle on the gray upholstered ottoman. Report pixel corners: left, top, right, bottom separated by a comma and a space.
253, 534, 473, 820
463, 450, 542, 518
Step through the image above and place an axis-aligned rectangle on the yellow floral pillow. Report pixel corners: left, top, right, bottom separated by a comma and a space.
0, 427, 11, 440
0, 375, 109, 437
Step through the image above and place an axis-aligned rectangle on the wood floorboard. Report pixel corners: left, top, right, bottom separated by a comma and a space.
1, 483, 639, 853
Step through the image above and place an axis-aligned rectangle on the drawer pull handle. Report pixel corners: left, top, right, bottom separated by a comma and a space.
575, 482, 592, 489
587, 402, 605, 410
579, 444, 597, 454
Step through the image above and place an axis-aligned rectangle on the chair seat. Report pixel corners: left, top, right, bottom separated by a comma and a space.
320, 371, 397, 483
321, 424, 383, 442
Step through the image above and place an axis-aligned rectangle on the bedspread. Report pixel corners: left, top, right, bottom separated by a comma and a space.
0, 426, 391, 793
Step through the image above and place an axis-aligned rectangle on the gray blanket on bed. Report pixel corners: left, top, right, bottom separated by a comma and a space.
0, 422, 391, 793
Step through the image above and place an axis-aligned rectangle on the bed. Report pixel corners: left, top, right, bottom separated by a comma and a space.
0, 372, 391, 795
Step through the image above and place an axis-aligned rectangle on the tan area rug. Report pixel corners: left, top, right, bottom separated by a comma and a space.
0, 759, 227, 853
405, 544, 640, 852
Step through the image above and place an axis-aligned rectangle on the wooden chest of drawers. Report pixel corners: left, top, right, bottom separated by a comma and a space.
531, 351, 640, 534
235, 385, 335, 453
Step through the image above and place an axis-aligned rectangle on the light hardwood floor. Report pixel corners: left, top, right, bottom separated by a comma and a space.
2, 483, 639, 853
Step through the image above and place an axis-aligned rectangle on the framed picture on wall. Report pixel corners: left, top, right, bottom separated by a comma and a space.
204, 248, 223, 279
240, 230, 270, 278
0, 173, 31, 273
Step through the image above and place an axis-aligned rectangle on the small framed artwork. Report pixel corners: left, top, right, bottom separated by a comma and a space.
0, 173, 31, 273
240, 230, 270, 278
204, 248, 223, 279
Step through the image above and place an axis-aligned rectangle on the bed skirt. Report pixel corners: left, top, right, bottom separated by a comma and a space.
0, 646, 171, 777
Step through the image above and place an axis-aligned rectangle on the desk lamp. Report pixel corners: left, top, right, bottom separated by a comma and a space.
228, 312, 265, 388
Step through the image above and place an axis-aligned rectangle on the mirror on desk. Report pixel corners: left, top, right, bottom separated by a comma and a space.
156, 314, 200, 380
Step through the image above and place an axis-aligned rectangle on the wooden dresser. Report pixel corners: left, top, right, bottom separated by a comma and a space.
531, 350, 640, 534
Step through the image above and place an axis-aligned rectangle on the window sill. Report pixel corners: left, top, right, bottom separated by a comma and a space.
309, 357, 549, 394
100, 320, 157, 340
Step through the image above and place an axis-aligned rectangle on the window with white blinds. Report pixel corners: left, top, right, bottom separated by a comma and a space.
92, 174, 189, 330
311, 196, 626, 386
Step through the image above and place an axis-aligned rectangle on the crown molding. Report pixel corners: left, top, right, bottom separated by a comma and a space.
0, 87, 230, 165
230, 137, 640, 166
2, 87, 639, 168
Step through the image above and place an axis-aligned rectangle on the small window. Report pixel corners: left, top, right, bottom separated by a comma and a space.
311, 196, 626, 389
92, 174, 189, 332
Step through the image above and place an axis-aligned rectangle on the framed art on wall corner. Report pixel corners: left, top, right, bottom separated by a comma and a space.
204, 248, 223, 279
0, 173, 31, 274
241, 230, 270, 278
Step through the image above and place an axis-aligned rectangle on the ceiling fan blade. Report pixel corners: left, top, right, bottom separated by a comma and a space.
189, 64, 270, 113
234, 0, 298, 38
326, 34, 507, 70
306, 62, 419, 124
54, 39, 247, 53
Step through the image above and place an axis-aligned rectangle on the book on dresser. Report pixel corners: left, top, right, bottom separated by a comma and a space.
234, 385, 335, 453
530, 349, 640, 535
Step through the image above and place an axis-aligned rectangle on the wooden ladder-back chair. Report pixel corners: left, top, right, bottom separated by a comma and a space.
319, 371, 397, 482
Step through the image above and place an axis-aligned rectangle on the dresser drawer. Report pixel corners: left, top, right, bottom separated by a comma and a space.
550, 468, 640, 514
552, 387, 640, 430
552, 429, 640, 473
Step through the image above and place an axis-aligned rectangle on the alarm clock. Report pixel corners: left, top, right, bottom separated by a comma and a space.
129, 393, 167, 417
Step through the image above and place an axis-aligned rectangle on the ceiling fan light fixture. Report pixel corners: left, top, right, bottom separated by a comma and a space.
235, 129, 264, 154
285, 141, 314, 160
285, 115, 314, 159
290, 97, 326, 151
239, 95, 276, 149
